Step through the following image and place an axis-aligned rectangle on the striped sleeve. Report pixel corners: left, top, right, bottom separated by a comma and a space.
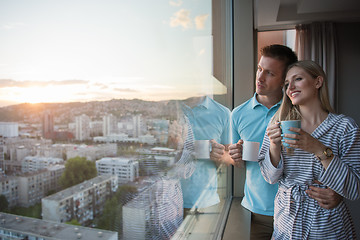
320, 124, 360, 200
258, 130, 284, 184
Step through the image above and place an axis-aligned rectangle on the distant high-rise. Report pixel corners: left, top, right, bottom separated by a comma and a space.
42, 111, 54, 139
103, 114, 117, 136
0, 135, 4, 174
75, 114, 91, 141
133, 115, 141, 138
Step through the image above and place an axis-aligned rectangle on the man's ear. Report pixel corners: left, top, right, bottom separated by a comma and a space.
315, 76, 324, 89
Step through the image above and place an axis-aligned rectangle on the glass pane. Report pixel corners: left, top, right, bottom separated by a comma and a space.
0, 1, 232, 239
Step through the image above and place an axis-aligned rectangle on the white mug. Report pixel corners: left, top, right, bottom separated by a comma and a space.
242, 141, 260, 161
194, 140, 211, 159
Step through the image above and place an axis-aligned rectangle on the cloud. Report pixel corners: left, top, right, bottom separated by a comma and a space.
1, 22, 25, 30
169, 10, 209, 31
169, 0, 183, 7
114, 88, 138, 93
198, 49, 206, 56
169, 9, 192, 30
92, 82, 109, 89
0, 79, 88, 88
195, 14, 209, 30
144, 85, 174, 90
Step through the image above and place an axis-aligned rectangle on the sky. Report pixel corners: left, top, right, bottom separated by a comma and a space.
0, 0, 225, 107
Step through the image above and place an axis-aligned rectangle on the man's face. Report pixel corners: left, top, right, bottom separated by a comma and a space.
256, 56, 286, 97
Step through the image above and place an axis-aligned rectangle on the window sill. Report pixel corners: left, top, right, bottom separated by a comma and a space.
172, 197, 250, 240
172, 199, 230, 240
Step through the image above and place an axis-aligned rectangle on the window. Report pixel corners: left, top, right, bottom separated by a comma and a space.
257, 30, 296, 62
0, 0, 233, 239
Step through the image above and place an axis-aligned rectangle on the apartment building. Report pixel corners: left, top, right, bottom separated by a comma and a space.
66, 143, 117, 161
0, 122, 18, 138
122, 178, 182, 240
90, 120, 103, 136
0, 175, 18, 208
35, 144, 64, 159
96, 157, 139, 184
0, 165, 64, 208
14, 146, 30, 162
75, 114, 91, 141
103, 114, 118, 136
42, 111, 54, 139
138, 133, 157, 145
17, 165, 65, 207
4, 138, 52, 161
0, 136, 4, 174
0, 212, 118, 240
22, 156, 64, 173
42, 175, 118, 225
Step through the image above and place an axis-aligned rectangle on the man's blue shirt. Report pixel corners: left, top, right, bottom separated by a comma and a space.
181, 96, 231, 208
231, 93, 281, 216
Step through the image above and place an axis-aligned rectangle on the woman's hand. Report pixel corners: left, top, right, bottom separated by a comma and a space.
267, 122, 282, 147
267, 122, 282, 167
283, 127, 334, 169
306, 180, 343, 209
283, 127, 324, 155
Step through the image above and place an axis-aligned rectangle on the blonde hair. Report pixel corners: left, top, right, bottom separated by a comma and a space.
272, 60, 335, 123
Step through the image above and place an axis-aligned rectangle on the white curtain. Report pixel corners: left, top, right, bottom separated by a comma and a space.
295, 22, 337, 110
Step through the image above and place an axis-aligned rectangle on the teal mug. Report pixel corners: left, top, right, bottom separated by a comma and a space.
281, 120, 301, 148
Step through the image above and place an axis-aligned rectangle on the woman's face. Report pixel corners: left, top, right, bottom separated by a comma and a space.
284, 66, 321, 106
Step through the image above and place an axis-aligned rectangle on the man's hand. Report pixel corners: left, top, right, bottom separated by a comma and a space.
210, 139, 234, 166
306, 180, 343, 209
228, 140, 244, 168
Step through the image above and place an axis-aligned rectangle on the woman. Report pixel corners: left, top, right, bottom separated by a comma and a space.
259, 60, 360, 239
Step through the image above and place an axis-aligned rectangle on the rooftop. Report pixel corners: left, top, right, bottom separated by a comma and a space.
0, 212, 117, 240
97, 157, 136, 164
43, 175, 117, 201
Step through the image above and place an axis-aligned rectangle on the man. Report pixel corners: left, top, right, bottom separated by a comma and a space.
228, 44, 342, 239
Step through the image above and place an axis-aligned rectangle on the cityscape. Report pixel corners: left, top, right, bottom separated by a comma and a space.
0, 0, 215, 239
0, 98, 189, 240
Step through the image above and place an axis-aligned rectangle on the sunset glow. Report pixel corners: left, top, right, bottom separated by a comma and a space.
0, 0, 228, 107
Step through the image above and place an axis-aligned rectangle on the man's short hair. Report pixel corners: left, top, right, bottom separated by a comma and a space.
260, 44, 298, 68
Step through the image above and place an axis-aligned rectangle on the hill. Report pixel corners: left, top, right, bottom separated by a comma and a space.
0, 99, 180, 124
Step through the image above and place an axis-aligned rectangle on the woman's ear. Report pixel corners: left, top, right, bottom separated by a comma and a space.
315, 76, 324, 89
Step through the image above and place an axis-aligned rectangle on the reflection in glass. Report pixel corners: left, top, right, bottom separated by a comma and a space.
0, 0, 231, 239
181, 96, 230, 210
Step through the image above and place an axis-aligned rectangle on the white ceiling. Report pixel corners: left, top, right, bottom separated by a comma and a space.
255, 0, 360, 31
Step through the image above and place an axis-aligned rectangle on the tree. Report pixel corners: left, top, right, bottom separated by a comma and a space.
96, 196, 118, 230
96, 185, 137, 232
60, 156, 97, 188
66, 219, 81, 226
0, 195, 8, 212
9, 203, 41, 219
62, 151, 67, 161
46, 189, 56, 196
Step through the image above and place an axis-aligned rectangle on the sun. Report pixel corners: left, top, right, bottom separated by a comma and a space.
2, 85, 80, 105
